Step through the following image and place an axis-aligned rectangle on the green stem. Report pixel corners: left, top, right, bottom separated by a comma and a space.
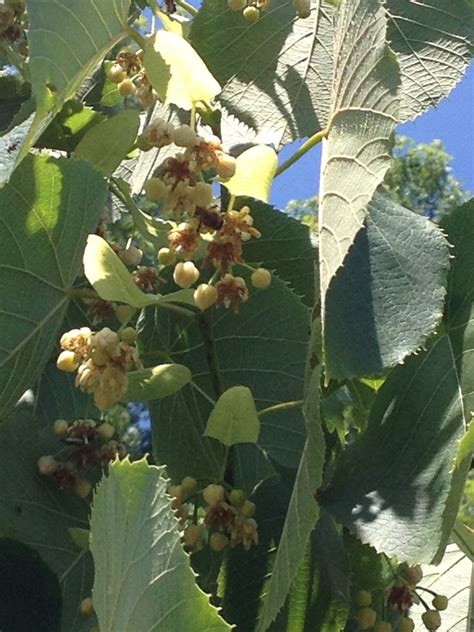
227, 194, 236, 212
198, 311, 223, 399
258, 400, 304, 417
110, 178, 156, 246
190, 103, 197, 131
175, 0, 198, 17
126, 25, 148, 49
416, 586, 438, 598
275, 126, 329, 177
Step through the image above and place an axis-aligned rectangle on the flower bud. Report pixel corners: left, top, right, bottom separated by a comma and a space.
398, 618, 415, 632
242, 5, 259, 22
119, 327, 137, 344
194, 284, 218, 310
53, 419, 69, 436
228, 0, 246, 10
357, 608, 377, 630
119, 244, 143, 267
229, 489, 246, 508
109, 63, 127, 83
118, 78, 136, 97
97, 422, 115, 440
172, 124, 198, 148
251, 267, 271, 289
173, 261, 199, 289
183, 524, 203, 548
115, 304, 134, 324
144, 177, 169, 201
355, 590, 372, 607
158, 247, 177, 266
38, 455, 59, 475
181, 476, 198, 496
80, 596, 94, 616
432, 595, 448, 611
209, 532, 229, 552
74, 478, 92, 499
240, 500, 256, 518
375, 623, 391, 632
192, 182, 214, 207
293, 0, 311, 18
403, 564, 423, 586
202, 484, 225, 506
57, 350, 79, 373
422, 610, 441, 630
216, 153, 237, 178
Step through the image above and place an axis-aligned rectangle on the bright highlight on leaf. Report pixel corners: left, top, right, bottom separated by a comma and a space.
144, 30, 221, 110
90, 458, 232, 631
204, 386, 260, 446
222, 145, 277, 202
124, 364, 192, 402
83, 235, 194, 308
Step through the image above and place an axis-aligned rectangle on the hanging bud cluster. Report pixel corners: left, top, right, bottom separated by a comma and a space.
353, 565, 450, 632
170, 480, 259, 553
0, 0, 27, 55
38, 418, 126, 498
108, 50, 157, 108
56, 326, 141, 410
227, 0, 269, 22
140, 117, 272, 311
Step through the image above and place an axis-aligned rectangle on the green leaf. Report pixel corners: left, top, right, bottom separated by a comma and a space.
324, 200, 474, 563
191, 0, 336, 146
0, 155, 107, 418
0, 75, 30, 132
319, 0, 400, 349
5, 0, 131, 179
83, 234, 194, 308
36, 101, 105, 153
68, 527, 90, 552
144, 30, 221, 110
204, 385, 260, 446
140, 274, 309, 481
241, 198, 315, 307
0, 406, 95, 632
90, 458, 232, 632
452, 519, 474, 561
74, 110, 140, 177
124, 363, 192, 401
222, 146, 277, 202
257, 361, 325, 630
324, 190, 450, 378
386, 0, 474, 122
0, 538, 62, 632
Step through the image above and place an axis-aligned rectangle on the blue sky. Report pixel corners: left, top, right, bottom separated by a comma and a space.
271, 63, 474, 209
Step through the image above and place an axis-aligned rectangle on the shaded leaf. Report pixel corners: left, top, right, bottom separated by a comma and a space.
257, 362, 325, 630
191, 0, 336, 146
387, 0, 474, 121
0, 155, 107, 418
75, 110, 140, 177
124, 363, 192, 401
323, 200, 474, 563
90, 458, 232, 632
140, 273, 309, 481
204, 385, 260, 447
452, 519, 474, 561
0, 406, 95, 632
324, 190, 450, 378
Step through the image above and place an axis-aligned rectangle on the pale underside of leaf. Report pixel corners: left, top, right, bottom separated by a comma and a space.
191, 0, 336, 147
386, 0, 474, 121
90, 458, 231, 632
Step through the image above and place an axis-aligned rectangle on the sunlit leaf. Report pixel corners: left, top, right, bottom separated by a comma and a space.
83, 234, 194, 308
90, 458, 232, 631
0, 155, 106, 418
124, 363, 192, 402
74, 110, 140, 177
144, 30, 221, 110
204, 386, 260, 447
222, 146, 277, 202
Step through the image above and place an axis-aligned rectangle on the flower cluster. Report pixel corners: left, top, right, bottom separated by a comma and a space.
37, 418, 126, 499
140, 117, 272, 311
0, 0, 28, 55
353, 565, 450, 632
56, 326, 141, 411
108, 50, 156, 108
169, 480, 259, 553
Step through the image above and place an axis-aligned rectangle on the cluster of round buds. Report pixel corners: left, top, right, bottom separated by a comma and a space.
228, 0, 269, 22
0, 1, 27, 54
56, 326, 141, 411
38, 419, 126, 498
169, 481, 259, 553
107, 50, 156, 107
